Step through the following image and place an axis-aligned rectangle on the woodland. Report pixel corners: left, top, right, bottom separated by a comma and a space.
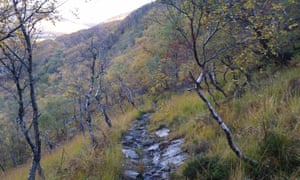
0, 0, 300, 179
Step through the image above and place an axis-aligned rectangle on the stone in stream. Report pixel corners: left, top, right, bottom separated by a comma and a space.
147, 143, 159, 151
161, 153, 188, 167
142, 138, 155, 147
152, 151, 160, 165
123, 135, 134, 142
122, 135, 135, 147
122, 149, 139, 159
160, 138, 188, 166
155, 128, 170, 137
162, 139, 184, 158
124, 170, 142, 179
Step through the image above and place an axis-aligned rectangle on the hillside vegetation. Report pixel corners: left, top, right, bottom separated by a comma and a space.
0, 0, 300, 179
2, 64, 299, 179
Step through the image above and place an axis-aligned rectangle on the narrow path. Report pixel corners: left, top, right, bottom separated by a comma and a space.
121, 113, 188, 180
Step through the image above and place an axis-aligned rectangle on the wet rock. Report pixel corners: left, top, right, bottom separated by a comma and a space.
121, 113, 188, 179
142, 139, 155, 147
162, 139, 184, 158
161, 138, 188, 166
161, 166, 171, 172
122, 136, 135, 146
153, 152, 160, 165
161, 153, 188, 166
124, 170, 140, 179
155, 128, 170, 137
159, 141, 169, 150
147, 143, 159, 151
122, 149, 139, 159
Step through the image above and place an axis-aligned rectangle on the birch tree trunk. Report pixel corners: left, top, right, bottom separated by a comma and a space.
78, 97, 85, 134
161, 0, 257, 165
21, 15, 44, 180
0, 0, 56, 179
84, 41, 98, 146
194, 74, 257, 165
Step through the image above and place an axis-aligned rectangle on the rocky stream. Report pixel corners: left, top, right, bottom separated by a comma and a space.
121, 113, 188, 180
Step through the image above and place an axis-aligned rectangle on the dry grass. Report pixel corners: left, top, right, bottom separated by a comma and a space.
0, 104, 148, 180
150, 91, 205, 127
2, 66, 300, 179
149, 67, 300, 179
0, 135, 87, 180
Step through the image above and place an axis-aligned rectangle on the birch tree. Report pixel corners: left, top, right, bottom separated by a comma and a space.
159, 0, 257, 164
0, 0, 57, 179
77, 36, 112, 146
84, 39, 99, 145
160, 0, 299, 165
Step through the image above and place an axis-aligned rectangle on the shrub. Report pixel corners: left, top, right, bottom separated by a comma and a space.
287, 77, 300, 97
183, 155, 229, 180
248, 131, 300, 179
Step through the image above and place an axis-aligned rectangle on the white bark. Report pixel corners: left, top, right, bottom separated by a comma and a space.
195, 85, 257, 165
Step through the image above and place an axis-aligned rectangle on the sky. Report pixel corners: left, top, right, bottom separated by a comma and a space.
42, 0, 154, 35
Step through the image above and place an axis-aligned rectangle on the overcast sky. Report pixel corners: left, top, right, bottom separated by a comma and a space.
42, 0, 153, 35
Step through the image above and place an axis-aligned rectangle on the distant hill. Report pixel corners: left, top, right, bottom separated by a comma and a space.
34, 2, 161, 95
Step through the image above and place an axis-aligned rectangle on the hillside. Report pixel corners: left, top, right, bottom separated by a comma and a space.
2, 66, 300, 179
0, 1, 300, 179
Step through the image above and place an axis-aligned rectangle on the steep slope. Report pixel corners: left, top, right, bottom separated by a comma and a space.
1, 1, 299, 179
0, 2, 159, 174
33, 2, 159, 96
